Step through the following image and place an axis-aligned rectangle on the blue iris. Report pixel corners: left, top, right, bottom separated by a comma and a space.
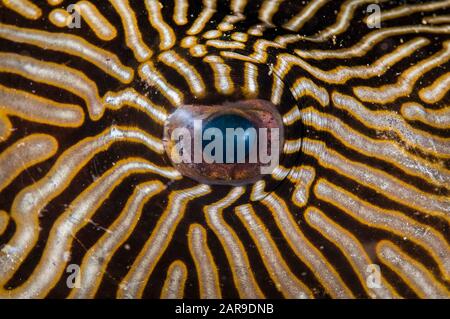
202, 114, 257, 163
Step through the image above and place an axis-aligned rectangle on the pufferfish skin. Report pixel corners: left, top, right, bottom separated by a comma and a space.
0, 0, 448, 299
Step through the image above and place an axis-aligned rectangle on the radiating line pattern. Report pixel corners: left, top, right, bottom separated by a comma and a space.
0, 0, 448, 299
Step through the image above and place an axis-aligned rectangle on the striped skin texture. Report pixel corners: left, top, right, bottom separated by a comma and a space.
0, 0, 449, 299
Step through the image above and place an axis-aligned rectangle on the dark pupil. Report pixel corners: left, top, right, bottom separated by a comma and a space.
202, 114, 256, 163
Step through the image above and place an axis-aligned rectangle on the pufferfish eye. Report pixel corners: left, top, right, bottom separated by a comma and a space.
0, 0, 449, 301
163, 99, 284, 185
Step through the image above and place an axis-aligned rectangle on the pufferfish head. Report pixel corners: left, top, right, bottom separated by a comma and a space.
0, 0, 449, 299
